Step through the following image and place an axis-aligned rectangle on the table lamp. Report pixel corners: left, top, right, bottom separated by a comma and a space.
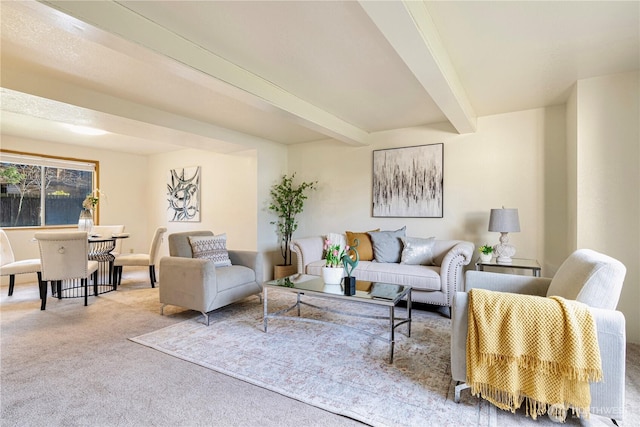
488, 207, 520, 263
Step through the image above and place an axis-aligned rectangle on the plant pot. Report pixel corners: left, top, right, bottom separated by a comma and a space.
322, 266, 344, 285
274, 264, 297, 279
479, 253, 492, 262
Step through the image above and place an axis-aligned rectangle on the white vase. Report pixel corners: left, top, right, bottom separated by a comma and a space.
78, 209, 94, 232
479, 252, 492, 262
322, 266, 344, 285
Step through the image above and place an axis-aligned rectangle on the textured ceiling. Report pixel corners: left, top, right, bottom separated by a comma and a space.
1, 1, 638, 155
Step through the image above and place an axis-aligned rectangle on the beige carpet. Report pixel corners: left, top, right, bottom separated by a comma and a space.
131, 289, 495, 427
3, 269, 638, 426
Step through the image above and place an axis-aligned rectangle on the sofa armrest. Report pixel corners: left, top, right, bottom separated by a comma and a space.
464, 270, 551, 296
291, 236, 325, 274
228, 250, 264, 284
158, 256, 217, 313
439, 241, 475, 305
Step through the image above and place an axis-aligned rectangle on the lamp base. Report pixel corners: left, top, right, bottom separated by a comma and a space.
493, 232, 516, 264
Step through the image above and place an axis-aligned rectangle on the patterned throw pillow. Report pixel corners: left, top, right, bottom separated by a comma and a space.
188, 234, 232, 267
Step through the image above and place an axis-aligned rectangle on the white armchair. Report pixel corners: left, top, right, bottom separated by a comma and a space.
451, 249, 626, 423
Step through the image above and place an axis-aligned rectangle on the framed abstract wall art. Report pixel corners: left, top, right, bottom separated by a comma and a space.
372, 144, 443, 218
167, 166, 201, 222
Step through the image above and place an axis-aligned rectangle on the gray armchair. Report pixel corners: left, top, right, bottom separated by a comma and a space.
451, 249, 626, 423
159, 231, 263, 325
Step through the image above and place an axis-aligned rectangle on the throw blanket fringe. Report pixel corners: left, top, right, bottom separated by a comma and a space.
479, 353, 602, 383
466, 288, 602, 421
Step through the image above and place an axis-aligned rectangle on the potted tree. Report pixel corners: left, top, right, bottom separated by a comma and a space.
269, 173, 317, 278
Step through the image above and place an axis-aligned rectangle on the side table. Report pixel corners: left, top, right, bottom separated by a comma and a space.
475, 257, 541, 277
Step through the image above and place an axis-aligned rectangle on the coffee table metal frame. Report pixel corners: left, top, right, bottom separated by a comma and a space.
263, 274, 412, 363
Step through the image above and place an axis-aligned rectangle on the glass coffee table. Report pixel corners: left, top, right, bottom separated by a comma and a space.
263, 274, 411, 363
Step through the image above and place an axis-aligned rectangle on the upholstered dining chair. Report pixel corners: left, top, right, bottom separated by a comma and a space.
451, 249, 627, 424
113, 226, 167, 288
0, 229, 42, 296
35, 231, 99, 310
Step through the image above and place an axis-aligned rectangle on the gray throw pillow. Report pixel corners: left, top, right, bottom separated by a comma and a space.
400, 236, 436, 265
368, 226, 406, 263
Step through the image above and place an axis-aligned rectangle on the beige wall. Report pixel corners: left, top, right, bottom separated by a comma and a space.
148, 148, 258, 259
289, 107, 568, 275
573, 71, 640, 343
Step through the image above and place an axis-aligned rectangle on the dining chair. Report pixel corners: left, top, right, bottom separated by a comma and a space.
0, 229, 42, 296
113, 227, 167, 288
35, 231, 99, 310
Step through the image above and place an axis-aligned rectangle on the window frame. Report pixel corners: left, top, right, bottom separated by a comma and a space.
0, 149, 100, 230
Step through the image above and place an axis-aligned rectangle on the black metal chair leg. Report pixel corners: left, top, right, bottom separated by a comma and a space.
56, 281, 62, 299
39, 280, 47, 310
8, 275, 15, 296
82, 278, 88, 306
148, 265, 155, 288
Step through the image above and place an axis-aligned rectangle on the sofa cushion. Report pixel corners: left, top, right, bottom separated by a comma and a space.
358, 262, 441, 291
214, 265, 256, 292
188, 234, 232, 267
346, 229, 379, 261
400, 236, 436, 265
368, 227, 406, 263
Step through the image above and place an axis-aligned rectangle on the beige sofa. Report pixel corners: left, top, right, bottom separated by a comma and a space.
291, 235, 474, 316
159, 231, 263, 325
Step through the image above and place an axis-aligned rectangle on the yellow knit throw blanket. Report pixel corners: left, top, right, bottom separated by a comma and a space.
466, 288, 602, 421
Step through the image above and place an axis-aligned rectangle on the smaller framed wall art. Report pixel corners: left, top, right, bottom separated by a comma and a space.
167, 166, 201, 222
372, 143, 443, 218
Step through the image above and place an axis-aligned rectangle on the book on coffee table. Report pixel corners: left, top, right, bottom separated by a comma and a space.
369, 283, 402, 300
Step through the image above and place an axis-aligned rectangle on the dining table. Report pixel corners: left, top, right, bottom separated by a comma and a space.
88, 233, 130, 290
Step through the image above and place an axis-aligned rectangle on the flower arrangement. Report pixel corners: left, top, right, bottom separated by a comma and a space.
323, 238, 349, 268
479, 244, 494, 255
82, 189, 102, 210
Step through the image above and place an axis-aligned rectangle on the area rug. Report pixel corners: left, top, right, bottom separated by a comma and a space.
130, 289, 496, 427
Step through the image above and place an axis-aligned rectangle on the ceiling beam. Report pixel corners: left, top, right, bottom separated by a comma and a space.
359, 0, 477, 134
41, 0, 370, 146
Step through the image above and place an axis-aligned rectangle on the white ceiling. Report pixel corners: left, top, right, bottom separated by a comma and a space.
1, 0, 638, 156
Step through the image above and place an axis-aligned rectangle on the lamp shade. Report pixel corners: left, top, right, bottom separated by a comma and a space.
488, 208, 520, 233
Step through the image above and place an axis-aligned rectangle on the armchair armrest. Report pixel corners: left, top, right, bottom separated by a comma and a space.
465, 270, 551, 296
228, 250, 264, 284
158, 256, 218, 314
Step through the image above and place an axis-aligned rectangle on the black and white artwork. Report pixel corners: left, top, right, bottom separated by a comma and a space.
372, 144, 443, 218
167, 166, 201, 222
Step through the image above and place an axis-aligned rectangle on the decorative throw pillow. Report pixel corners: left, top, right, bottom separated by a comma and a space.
325, 232, 346, 250
368, 226, 407, 263
188, 234, 232, 267
400, 236, 436, 265
345, 229, 379, 261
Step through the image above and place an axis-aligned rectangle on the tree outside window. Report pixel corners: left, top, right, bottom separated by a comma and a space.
0, 153, 96, 228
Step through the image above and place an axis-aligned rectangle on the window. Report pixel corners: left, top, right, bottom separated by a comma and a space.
0, 150, 99, 228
